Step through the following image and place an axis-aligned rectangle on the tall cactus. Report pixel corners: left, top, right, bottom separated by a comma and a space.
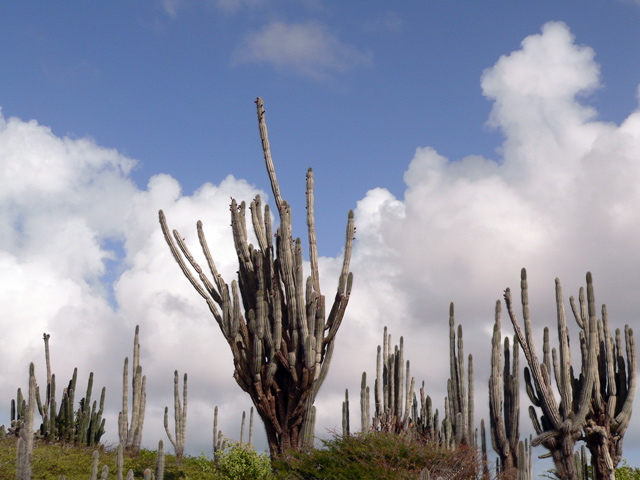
489, 300, 521, 476
16, 363, 36, 480
503, 269, 597, 480
160, 98, 354, 457
568, 277, 636, 479
119, 325, 146, 452
213, 406, 226, 464
164, 370, 187, 465
342, 389, 350, 437
447, 303, 474, 447
365, 327, 415, 433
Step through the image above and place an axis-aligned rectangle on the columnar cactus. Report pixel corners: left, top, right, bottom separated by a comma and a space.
366, 327, 415, 433
517, 436, 532, 480
16, 363, 36, 480
119, 325, 147, 452
503, 269, 597, 480
342, 389, 350, 436
360, 372, 370, 434
301, 404, 315, 448
568, 277, 636, 479
164, 370, 187, 465
489, 300, 521, 476
160, 98, 354, 456
117, 443, 124, 480
213, 406, 226, 464
156, 439, 165, 480
447, 303, 474, 447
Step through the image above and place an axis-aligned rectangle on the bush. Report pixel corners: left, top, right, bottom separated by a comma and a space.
272, 431, 483, 480
217, 441, 274, 480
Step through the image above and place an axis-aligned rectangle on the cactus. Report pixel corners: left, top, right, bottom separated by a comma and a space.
248, 406, 254, 447
160, 98, 354, 456
213, 406, 226, 464
156, 439, 165, 480
117, 443, 124, 480
360, 372, 370, 434
568, 277, 636, 479
30, 333, 106, 446
504, 269, 598, 480
164, 370, 187, 465
517, 436, 533, 480
446, 303, 474, 447
119, 325, 146, 452
489, 300, 521, 476
16, 363, 36, 480
90, 450, 100, 480
365, 327, 415, 433
76, 373, 106, 446
342, 389, 350, 436
573, 445, 589, 480
301, 404, 315, 448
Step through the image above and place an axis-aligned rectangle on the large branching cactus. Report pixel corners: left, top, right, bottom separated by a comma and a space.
504, 269, 598, 480
568, 276, 636, 480
159, 97, 354, 457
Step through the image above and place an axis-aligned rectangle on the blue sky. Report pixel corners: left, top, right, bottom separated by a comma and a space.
2, 1, 640, 476
3, 1, 640, 256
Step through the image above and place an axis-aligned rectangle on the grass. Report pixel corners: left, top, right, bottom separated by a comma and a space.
0, 431, 488, 480
0, 436, 225, 480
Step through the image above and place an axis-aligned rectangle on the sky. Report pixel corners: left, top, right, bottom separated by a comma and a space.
1, 1, 640, 477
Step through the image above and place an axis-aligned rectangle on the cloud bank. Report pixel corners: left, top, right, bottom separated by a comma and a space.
1, 20, 639, 474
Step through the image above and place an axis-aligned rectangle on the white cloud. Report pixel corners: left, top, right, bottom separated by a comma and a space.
322, 20, 640, 473
234, 20, 373, 79
0, 109, 266, 455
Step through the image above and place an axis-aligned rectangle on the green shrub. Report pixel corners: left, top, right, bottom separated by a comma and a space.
272, 431, 482, 480
217, 441, 274, 480
615, 460, 640, 480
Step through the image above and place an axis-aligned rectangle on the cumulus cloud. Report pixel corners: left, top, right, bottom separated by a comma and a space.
1, 19, 640, 475
0, 109, 266, 454
318, 20, 640, 472
234, 20, 373, 79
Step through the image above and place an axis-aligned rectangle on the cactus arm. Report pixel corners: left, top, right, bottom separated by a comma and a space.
255, 97, 283, 212
504, 275, 562, 429
613, 326, 635, 434
306, 168, 321, 296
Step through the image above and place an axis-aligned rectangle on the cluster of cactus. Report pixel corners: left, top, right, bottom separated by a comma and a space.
213, 404, 261, 465
119, 325, 147, 452
352, 315, 474, 452
164, 370, 187, 465
160, 97, 354, 457
445, 304, 474, 448
348, 306, 536, 480
504, 269, 636, 480
350, 327, 415, 436
10, 333, 106, 447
